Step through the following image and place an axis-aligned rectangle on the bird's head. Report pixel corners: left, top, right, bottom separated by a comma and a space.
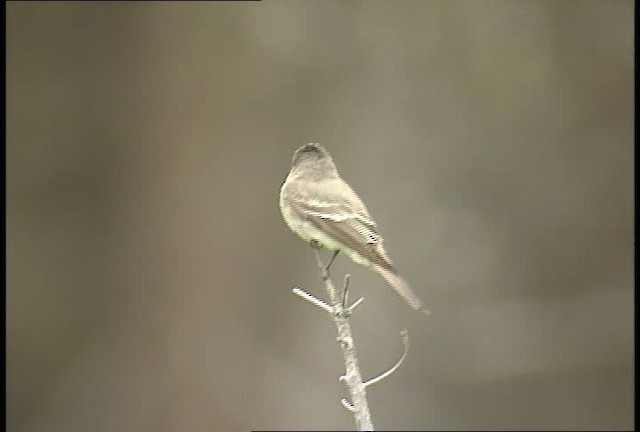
290, 143, 338, 179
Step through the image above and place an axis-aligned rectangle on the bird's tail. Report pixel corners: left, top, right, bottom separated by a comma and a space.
375, 265, 430, 315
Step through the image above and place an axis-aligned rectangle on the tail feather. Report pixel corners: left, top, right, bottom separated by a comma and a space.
376, 266, 430, 315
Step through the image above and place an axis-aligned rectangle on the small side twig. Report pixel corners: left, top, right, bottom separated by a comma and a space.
292, 287, 334, 314
341, 274, 351, 309
347, 297, 365, 314
363, 330, 410, 388
341, 398, 356, 412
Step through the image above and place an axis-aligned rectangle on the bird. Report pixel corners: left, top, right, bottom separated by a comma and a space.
279, 143, 429, 314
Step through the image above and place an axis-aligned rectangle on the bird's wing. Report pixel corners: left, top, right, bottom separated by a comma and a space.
285, 178, 396, 271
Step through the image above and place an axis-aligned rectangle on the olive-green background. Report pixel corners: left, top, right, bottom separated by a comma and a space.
7, 1, 633, 431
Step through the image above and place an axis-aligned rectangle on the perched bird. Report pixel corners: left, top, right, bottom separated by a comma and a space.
280, 143, 429, 314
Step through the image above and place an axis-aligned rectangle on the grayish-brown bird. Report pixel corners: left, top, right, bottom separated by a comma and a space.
280, 143, 429, 314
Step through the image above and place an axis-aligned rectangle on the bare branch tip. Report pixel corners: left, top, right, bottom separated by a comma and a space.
292, 286, 334, 313
400, 329, 410, 349
341, 399, 355, 412
341, 283, 350, 309
347, 297, 365, 313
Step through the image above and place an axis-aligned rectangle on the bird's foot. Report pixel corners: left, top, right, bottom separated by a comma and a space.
325, 250, 339, 273
309, 239, 322, 250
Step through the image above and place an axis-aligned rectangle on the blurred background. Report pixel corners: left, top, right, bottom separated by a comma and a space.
7, 1, 633, 431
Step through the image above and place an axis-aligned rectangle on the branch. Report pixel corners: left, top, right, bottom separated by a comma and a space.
292, 247, 415, 430
298, 247, 375, 431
